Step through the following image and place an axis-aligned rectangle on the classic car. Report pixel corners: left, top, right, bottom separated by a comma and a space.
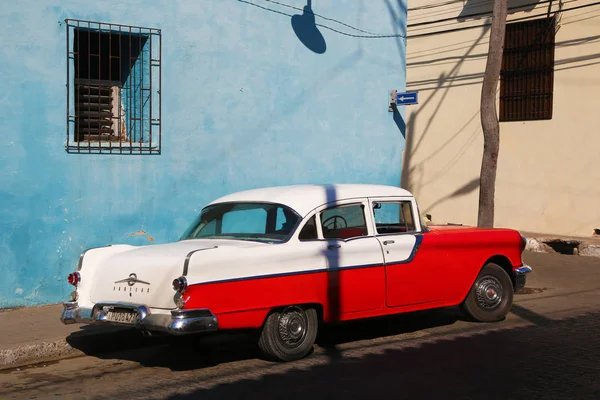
61, 184, 532, 361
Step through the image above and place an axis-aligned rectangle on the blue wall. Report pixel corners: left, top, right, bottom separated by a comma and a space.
0, 0, 407, 308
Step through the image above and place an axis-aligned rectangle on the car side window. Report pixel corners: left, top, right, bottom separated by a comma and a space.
320, 204, 367, 240
298, 215, 318, 241
373, 201, 416, 234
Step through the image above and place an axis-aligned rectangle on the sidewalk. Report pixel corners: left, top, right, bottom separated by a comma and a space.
522, 231, 600, 257
0, 304, 157, 370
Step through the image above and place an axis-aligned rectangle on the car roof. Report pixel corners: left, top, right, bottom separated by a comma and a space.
207, 184, 414, 217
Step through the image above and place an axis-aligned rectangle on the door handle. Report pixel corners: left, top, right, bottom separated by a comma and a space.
383, 240, 395, 245
328, 244, 341, 249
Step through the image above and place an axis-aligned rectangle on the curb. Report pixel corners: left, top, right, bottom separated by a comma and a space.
0, 339, 83, 370
525, 237, 600, 258
0, 326, 163, 371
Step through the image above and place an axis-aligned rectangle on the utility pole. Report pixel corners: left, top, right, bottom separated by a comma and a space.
478, 0, 509, 228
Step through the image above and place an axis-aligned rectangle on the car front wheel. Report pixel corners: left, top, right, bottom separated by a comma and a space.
460, 262, 514, 322
258, 305, 318, 362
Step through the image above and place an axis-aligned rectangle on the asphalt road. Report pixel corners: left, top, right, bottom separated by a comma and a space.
1, 252, 599, 400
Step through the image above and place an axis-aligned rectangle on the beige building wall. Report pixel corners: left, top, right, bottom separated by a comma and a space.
403, 0, 600, 237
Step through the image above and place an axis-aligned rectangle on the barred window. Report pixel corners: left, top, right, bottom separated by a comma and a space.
500, 17, 555, 122
65, 19, 161, 154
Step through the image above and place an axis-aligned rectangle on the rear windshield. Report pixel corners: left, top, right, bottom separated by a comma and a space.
180, 202, 301, 242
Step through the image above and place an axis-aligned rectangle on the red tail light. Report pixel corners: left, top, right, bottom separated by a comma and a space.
68, 272, 80, 286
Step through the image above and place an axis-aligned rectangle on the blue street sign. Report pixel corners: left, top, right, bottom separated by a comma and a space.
396, 91, 418, 105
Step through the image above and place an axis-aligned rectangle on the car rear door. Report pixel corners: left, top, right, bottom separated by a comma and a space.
368, 197, 444, 307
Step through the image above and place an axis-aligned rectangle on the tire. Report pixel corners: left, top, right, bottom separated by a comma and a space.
460, 262, 513, 322
258, 305, 318, 362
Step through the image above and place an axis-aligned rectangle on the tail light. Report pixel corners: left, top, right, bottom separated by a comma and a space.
172, 276, 188, 309
68, 272, 81, 286
172, 276, 187, 292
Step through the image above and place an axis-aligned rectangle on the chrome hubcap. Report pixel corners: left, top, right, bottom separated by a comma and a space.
277, 306, 308, 348
475, 275, 503, 310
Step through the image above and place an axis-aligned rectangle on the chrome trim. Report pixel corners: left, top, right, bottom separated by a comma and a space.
183, 246, 218, 276
515, 265, 532, 275
59, 302, 218, 335
114, 273, 151, 286
514, 264, 533, 290
77, 245, 110, 271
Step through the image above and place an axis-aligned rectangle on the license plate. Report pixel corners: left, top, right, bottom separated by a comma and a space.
105, 310, 137, 324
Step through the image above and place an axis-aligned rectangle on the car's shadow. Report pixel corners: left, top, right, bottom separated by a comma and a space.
65, 306, 464, 371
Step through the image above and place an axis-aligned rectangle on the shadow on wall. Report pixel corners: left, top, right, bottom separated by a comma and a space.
458, 0, 541, 21
391, 104, 407, 140
236, 0, 326, 54
422, 177, 480, 215
292, 0, 327, 54
400, 25, 491, 195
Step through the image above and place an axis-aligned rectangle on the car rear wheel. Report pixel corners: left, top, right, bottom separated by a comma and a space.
460, 262, 513, 322
258, 305, 318, 362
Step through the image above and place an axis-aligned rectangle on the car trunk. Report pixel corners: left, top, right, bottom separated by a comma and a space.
89, 240, 219, 309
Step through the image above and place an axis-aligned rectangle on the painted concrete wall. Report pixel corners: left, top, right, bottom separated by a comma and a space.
0, 0, 408, 308
404, 0, 600, 237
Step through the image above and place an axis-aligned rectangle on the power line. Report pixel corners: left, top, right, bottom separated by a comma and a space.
409, 0, 576, 33
263, 0, 385, 36
408, 0, 492, 12
237, 0, 600, 40
408, 0, 555, 28
409, 1, 599, 39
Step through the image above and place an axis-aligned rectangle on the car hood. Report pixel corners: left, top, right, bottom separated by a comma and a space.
88, 239, 268, 309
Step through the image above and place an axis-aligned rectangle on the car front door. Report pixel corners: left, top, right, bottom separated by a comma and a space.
369, 197, 444, 308
315, 199, 386, 317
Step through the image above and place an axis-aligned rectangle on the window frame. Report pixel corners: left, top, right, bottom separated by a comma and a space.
367, 197, 422, 237
318, 201, 370, 241
293, 199, 375, 242
65, 18, 162, 154
499, 16, 556, 122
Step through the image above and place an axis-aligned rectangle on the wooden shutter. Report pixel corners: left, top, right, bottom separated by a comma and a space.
74, 80, 118, 141
500, 17, 556, 122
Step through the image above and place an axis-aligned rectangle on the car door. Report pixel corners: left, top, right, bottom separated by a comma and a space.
369, 197, 444, 308
315, 199, 386, 317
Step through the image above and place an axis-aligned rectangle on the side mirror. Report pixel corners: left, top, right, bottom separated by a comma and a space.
372, 202, 381, 209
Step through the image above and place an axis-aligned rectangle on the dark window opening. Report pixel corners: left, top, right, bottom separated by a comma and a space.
66, 19, 161, 154
299, 215, 318, 241
500, 17, 556, 122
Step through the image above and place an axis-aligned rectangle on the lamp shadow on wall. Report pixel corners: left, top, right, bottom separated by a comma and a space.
291, 0, 327, 54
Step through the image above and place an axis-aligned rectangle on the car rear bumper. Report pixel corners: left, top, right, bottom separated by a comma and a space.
514, 265, 533, 290
60, 302, 218, 335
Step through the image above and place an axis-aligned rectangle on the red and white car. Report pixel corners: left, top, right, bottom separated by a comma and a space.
61, 184, 532, 361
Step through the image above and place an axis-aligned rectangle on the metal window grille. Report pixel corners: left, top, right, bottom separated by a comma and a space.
499, 16, 556, 122
65, 19, 161, 154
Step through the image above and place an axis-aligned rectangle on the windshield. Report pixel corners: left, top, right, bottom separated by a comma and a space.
180, 202, 301, 242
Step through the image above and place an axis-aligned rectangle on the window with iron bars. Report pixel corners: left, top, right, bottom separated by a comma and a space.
500, 16, 556, 122
65, 19, 161, 154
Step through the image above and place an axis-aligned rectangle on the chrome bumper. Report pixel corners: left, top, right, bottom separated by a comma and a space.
514, 265, 533, 290
60, 302, 218, 335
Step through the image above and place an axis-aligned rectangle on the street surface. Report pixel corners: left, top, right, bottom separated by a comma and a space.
1, 252, 599, 399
